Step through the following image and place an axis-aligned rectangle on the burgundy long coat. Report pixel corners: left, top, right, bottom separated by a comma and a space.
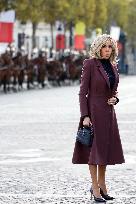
72, 58, 125, 165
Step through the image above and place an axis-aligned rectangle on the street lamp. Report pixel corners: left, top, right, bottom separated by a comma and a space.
69, 21, 74, 49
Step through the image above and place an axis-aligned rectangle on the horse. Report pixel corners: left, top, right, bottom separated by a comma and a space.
0, 53, 14, 92
32, 53, 47, 88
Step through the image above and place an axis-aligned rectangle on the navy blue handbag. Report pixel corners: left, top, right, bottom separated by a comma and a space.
76, 125, 94, 147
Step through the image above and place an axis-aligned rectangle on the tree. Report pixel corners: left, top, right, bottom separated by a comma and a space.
64, 0, 95, 26
106, 0, 129, 30
0, 0, 6, 11
93, 0, 107, 30
0, 0, 15, 11
61, 0, 95, 41
42, 0, 70, 49
126, 0, 136, 47
3, 0, 135, 51
14, 0, 44, 48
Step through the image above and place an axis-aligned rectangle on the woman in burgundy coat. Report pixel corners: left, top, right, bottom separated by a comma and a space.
72, 34, 125, 202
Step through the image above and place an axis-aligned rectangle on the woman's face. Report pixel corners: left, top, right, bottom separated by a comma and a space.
100, 40, 112, 59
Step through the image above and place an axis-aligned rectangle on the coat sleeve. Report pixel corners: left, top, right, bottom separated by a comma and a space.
79, 59, 92, 117
112, 64, 119, 104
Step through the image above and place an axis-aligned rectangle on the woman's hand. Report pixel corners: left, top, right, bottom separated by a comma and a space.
83, 116, 92, 127
107, 97, 117, 105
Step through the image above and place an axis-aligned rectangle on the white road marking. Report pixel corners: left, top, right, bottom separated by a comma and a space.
0, 149, 69, 164
118, 120, 136, 124
0, 154, 134, 165
0, 193, 135, 198
0, 157, 70, 164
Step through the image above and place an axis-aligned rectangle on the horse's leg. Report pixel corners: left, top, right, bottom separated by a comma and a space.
18, 70, 24, 90
3, 77, 7, 93
40, 72, 45, 88
13, 77, 17, 91
27, 76, 30, 89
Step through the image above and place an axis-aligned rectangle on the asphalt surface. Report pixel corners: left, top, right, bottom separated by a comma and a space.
0, 76, 136, 204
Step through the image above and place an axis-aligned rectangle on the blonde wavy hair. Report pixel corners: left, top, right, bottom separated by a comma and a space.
89, 34, 118, 64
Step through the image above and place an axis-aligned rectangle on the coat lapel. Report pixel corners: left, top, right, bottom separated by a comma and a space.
95, 59, 111, 89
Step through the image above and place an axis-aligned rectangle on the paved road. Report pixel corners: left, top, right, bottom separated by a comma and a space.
0, 76, 136, 204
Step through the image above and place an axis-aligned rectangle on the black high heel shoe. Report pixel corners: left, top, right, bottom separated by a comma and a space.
100, 188, 115, 200
90, 188, 106, 203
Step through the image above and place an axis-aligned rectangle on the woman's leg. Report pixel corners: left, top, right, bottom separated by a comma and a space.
98, 165, 107, 194
89, 165, 101, 198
